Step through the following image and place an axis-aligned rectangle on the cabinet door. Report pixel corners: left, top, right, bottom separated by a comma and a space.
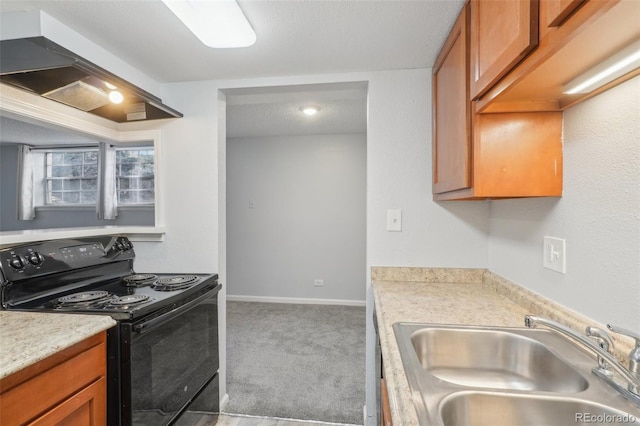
28, 378, 106, 426
433, 5, 471, 194
470, 0, 539, 99
544, 0, 586, 27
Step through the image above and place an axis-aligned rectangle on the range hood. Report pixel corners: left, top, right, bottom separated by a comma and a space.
0, 37, 182, 123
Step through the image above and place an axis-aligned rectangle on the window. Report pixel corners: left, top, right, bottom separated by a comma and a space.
117, 148, 155, 204
45, 150, 98, 205
43, 147, 154, 206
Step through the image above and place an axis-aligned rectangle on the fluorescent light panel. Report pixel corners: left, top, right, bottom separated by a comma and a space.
563, 39, 640, 94
162, 0, 256, 48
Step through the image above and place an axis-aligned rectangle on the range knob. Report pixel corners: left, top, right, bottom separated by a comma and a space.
9, 256, 25, 270
27, 252, 44, 266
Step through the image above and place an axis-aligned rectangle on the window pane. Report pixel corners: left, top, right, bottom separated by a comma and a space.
51, 166, 70, 177
140, 177, 154, 189
49, 179, 63, 191
63, 192, 80, 203
45, 149, 98, 205
118, 190, 132, 203
83, 164, 98, 177
84, 151, 98, 163
70, 165, 82, 177
82, 179, 97, 190
116, 148, 155, 205
50, 192, 63, 204
65, 179, 81, 190
65, 152, 82, 164
139, 190, 154, 203
81, 191, 97, 204
51, 153, 64, 165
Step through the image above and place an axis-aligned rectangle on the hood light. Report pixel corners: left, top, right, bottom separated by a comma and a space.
104, 81, 117, 90
563, 39, 640, 94
302, 106, 320, 116
109, 90, 124, 104
162, 0, 256, 48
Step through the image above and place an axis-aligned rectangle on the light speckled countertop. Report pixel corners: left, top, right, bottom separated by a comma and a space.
0, 311, 116, 379
372, 267, 634, 426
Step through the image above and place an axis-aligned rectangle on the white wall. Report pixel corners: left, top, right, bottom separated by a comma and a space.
488, 75, 640, 331
227, 133, 366, 302
129, 68, 491, 424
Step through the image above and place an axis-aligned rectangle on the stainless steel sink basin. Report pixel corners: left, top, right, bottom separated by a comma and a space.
410, 327, 588, 392
440, 392, 640, 426
393, 322, 640, 426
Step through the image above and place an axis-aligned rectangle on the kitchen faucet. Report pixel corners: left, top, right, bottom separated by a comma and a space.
524, 315, 640, 407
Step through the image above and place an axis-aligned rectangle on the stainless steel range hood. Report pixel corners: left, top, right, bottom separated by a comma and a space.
0, 37, 182, 123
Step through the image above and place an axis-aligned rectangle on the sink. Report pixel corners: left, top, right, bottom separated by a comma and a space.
393, 322, 640, 426
410, 327, 588, 392
440, 392, 640, 426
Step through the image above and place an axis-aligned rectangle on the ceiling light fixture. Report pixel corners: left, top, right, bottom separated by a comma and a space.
109, 91, 124, 104
161, 0, 256, 48
302, 106, 320, 116
563, 39, 640, 95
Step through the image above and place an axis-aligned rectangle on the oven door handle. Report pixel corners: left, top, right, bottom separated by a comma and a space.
133, 286, 217, 335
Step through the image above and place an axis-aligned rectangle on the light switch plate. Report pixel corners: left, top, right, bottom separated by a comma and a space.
543, 236, 566, 273
387, 209, 402, 232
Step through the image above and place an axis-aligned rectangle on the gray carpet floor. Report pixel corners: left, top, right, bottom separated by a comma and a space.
225, 301, 366, 425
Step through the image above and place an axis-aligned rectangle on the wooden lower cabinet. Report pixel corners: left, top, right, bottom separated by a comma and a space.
0, 332, 107, 426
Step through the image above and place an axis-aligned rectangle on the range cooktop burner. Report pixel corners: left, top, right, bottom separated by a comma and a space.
123, 274, 158, 287
57, 290, 112, 306
107, 294, 151, 307
153, 275, 199, 291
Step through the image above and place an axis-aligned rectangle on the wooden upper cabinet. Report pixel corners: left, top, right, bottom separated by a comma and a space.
544, 0, 586, 27
433, 4, 471, 194
432, 3, 562, 200
475, 0, 639, 113
470, 0, 539, 100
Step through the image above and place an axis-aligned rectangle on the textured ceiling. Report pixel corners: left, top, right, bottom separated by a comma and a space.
0, 1, 462, 140
225, 82, 367, 138
0, 0, 465, 83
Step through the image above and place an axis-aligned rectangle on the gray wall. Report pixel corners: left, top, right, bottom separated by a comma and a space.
226, 133, 366, 301
0, 144, 154, 231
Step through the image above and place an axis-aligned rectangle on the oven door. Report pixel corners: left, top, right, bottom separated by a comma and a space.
115, 286, 220, 426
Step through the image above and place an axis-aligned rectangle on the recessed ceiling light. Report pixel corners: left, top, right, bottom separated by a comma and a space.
302, 106, 320, 116
162, 0, 256, 48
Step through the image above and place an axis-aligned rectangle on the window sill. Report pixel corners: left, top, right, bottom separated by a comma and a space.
0, 226, 166, 248
35, 205, 154, 212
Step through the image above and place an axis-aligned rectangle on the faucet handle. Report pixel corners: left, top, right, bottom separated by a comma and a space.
608, 324, 640, 376
586, 326, 614, 351
607, 324, 640, 345
586, 326, 614, 373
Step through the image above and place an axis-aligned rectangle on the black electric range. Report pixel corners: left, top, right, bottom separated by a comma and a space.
0, 236, 221, 426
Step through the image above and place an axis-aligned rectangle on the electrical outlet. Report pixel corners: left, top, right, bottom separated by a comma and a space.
249, 199, 255, 209
543, 236, 566, 274
387, 209, 402, 232
314, 279, 324, 287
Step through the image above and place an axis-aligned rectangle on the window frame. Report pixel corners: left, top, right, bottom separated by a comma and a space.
115, 146, 156, 206
37, 145, 156, 208
43, 147, 100, 206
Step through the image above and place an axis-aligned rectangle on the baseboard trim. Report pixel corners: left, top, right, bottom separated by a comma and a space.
226, 294, 366, 307
219, 392, 229, 411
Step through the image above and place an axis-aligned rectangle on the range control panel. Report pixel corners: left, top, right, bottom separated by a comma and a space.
0, 236, 134, 282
